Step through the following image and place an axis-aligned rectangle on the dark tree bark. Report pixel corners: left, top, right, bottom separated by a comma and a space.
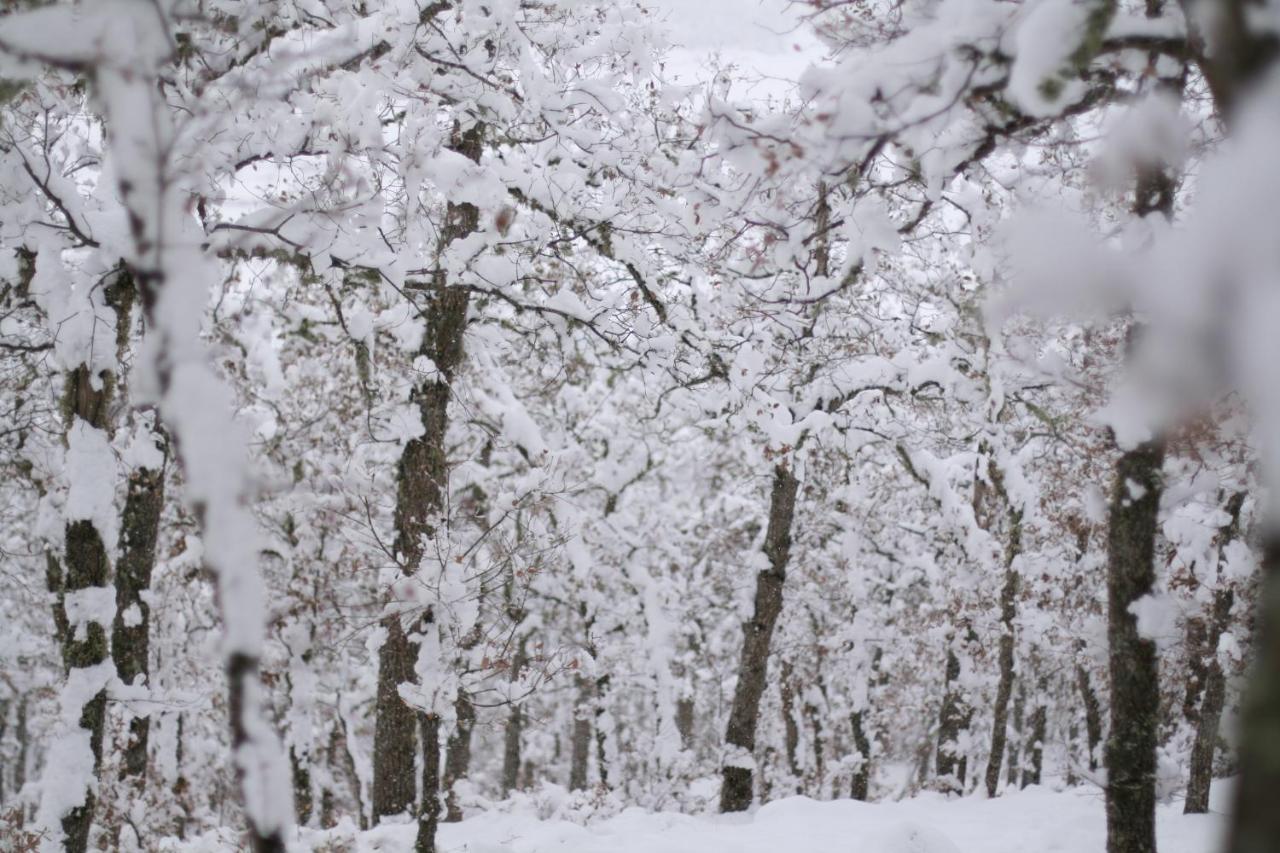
1183, 614, 1210, 725
720, 465, 799, 812
1177, 6, 1280, 850
415, 713, 442, 853
442, 690, 476, 821
111, 429, 166, 782
968, 447, 1024, 798
290, 746, 313, 827
676, 696, 695, 753
780, 661, 801, 782
1007, 682, 1025, 786
935, 643, 970, 792
569, 675, 593, 791
595, 672, 612, 789
1227, 536, 1280, 853
0, 696, 7, 807
373, 120, 481, 830
502, 640, 528, 797
937, 626, 977, 794
984, 502, 1022, 797
1104, 436, 1165, 853
804, 688, 826, 793
372, 619, 417, 819
1077, 662, 1104, 772
849, 709, 871, 801
1022, 677, 1048, 788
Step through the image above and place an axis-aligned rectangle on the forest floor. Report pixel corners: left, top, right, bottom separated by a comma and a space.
171, 779, 1231, 852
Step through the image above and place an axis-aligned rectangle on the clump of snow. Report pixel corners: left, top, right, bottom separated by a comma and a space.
1005, 0, 1089, 118
1130, 593, 1180, 650
65, 419, 120, 547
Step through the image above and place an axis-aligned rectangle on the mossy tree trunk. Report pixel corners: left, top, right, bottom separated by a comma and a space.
111, 427, 167, 782
50, 363, 117, 853
1104, 436, 1165, 853
980, 457, 1022, 797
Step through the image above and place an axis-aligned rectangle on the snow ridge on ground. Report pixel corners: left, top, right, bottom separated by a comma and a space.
169, 782, 1229, 852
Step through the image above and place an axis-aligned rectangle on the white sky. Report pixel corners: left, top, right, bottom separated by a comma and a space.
644, 0, 827, 102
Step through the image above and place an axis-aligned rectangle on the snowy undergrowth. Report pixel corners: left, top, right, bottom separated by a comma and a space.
164, 782, 1229, 853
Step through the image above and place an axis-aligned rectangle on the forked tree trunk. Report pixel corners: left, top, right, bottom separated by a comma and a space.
1186, 492, 1244, 814
969, 448, 1023, 798
373, 121, 481, 832
720, 465, 799, 812
1185, 588, 1232, 813
984, 508, 1022, 797
1104, 436, 1165, 853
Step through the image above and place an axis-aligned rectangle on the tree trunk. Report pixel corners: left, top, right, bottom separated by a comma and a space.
373, 120, 480, 825
496, 640, 522, 794
442, 690, 475, 821
936, 642, 971, 792
595, 673, 612, 789
804, 693, 826, 794
1226, 535, 1280, 853
1023, 679, 1047, 788
850, 709, 871, 800
720, 465, 799, 813
1184, 591, 1231, 813
290, 746, 313, 827
1104, 437, 1165, 853
415, 713, 442, 853
1186, 491, 1244, 814
780, 662, 801, 783
111, 429, 166, 782
372, 620, 417, 819
1077, 663, 1104, 772
676, 696, 695, 753
48, 365, 116, 853
569, 675, 593, 791
984, 521, 1021, 797
1007, 682, 1025, 786
1184, 6, 1280, 850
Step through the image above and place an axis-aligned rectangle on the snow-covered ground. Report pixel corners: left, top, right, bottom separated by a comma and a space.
170, 782, 1230, 852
